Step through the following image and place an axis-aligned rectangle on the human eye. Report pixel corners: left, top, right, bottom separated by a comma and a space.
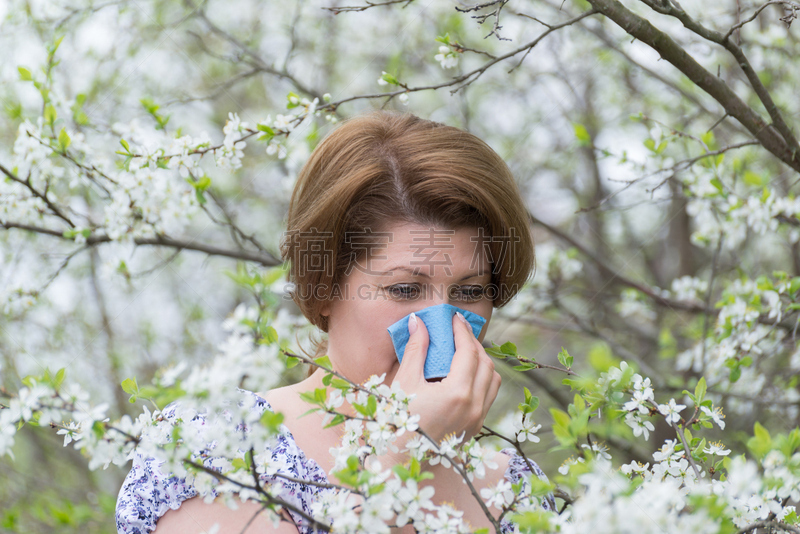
385, 284, 422, 300
452, 285, 485, 302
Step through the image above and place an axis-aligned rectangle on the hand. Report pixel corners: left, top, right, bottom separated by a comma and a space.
392, 311, 502, 445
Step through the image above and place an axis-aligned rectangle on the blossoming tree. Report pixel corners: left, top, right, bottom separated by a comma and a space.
1, 0, 800, 532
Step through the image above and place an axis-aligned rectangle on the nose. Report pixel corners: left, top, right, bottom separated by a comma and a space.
421, 282, 454, 308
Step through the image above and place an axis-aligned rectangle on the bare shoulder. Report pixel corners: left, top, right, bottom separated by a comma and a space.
156, 496, 299, 534
260, 384, 297, 411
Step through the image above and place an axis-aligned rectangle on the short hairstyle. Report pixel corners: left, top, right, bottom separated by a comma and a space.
280, 111, 535, 349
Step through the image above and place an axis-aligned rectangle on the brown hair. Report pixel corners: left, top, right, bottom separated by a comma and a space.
280, 111, 535, 359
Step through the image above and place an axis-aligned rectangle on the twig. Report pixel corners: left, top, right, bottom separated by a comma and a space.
185, 457, 333, 532
456, 0, 512, 41
0, 162, 75, 228
736, 519, 800, 534
671, 420, 703, 480
724, 1, 800, 40
323, 0, 414, 13
0, 221, 283, 266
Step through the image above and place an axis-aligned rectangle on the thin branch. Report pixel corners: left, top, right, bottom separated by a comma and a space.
528, 212, 708, 314
162, 68, 262, 106
724, 1, 800, 40
0, 221, 282, 266
185, 458, 332, 532
671, 420, 702, 480
190, 5, 326, 103
323, 8, 598, 105
323, 0, 414, 13
456, 0, 512, 41
0, 162, 75, 228
737, 520, 800, 534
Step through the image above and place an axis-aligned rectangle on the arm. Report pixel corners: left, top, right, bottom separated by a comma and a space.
156, 497, 301, 534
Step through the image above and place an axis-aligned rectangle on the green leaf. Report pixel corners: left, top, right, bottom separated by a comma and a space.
729, 365, 741, 383
694, 377, 707, 404
747, 421, 773, 459
324, 414, 346, 428
58, 128, 70, 151
743, 171, 763, 187
44, 104, 57, 125
557, 346, 573, 369
500, 341, 517, 356
519, 387, 540, 414
18, 67, 32, 81
701, 131, 716, 149
257, 124, 275, 136
121, 377, 138, 395
435, 33, 451, 45
314, 354, 332, 371
119, 139, 131, 153
262, 325, 278, 345
54, 368, 66, 389
381, 72, 399, 86
573, 123, 591, 147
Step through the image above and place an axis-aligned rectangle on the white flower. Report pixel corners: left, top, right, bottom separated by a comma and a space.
653, 439, 681, 462
394, 479, 435, 525
625, 412, 655, 440
429, 432, 463, 469
398, 93, 409, 105
658, 398, 686, 425
558, 455, 585, 475
703, 441, 731, 456
620, 460, 649, 476
581, 442, 611, 460
623, 389, 652, 415
377, 71, 389, 86
513, 412, 541, 443
700, 405, 726, 429
434, 46, 458, 69
480, 479, 514, 510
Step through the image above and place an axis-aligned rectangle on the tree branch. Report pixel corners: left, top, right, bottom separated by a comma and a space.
0, 221, 282, 266
653, 1, 800, 157
584, 0, 800, 173
0, 162, 75, 228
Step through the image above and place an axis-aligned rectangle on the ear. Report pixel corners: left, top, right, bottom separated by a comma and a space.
320, 301, 331, 317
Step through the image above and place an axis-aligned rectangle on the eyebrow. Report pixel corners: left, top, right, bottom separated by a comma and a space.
376, 266, 490, 282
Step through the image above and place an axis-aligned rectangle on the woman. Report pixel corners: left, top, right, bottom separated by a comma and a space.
116, 111, 552, 533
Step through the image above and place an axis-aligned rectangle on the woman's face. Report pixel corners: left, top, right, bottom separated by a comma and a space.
321, 221, 494, 385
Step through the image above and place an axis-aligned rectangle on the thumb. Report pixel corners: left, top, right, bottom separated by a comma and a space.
399, 312, 429, 379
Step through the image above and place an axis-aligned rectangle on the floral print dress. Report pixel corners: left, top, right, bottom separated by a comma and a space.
115, 391, 554, 533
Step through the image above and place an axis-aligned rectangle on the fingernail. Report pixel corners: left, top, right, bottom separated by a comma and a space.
456, 311, 468, 325
408, 312, 418, 334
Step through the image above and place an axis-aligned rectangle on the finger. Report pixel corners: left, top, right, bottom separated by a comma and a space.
397, 312, 429, 381
448, 311, 479, 382
472, 335, 495, 373
472, 347, 495, 403
482, 370, 502, 415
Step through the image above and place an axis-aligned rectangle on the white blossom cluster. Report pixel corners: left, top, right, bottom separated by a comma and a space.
674, 275, 800, 417
552, 361, 800, 532
682, 172, 800, 250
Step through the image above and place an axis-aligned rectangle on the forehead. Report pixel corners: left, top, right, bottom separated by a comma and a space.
360, 221, 491, 272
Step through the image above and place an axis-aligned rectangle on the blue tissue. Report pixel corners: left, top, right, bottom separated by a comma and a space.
387, 303, 487, 379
